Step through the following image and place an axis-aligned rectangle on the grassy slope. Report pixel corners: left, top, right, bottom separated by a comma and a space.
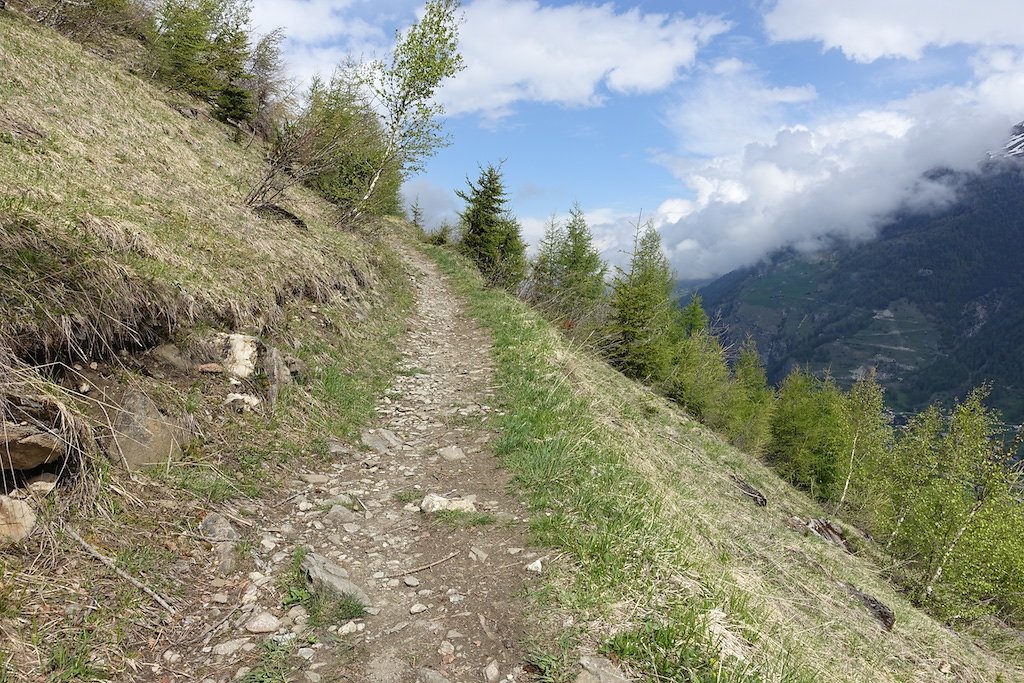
428, 245, 1021, 683
0, 10, 381, 359
0, 13, 412, 681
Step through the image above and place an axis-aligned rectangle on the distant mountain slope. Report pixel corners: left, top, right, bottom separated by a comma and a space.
701, 161, 1024, 422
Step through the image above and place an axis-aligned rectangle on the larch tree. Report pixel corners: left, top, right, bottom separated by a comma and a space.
607, 220, 675, 383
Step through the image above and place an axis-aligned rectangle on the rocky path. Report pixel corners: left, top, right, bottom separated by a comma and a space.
155, 247, 544, 683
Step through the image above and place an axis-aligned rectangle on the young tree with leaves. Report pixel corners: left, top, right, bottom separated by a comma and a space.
834, 369, 891, 513
768, 368, 848, 500
606, 220, 675, 383
347, 0, 465, 220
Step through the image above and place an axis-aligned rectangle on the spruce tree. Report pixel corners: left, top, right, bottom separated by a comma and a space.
679, 293, 709, 336
607, 221, 674, 383
529, 204, 606, 324
458, 164, 525, 290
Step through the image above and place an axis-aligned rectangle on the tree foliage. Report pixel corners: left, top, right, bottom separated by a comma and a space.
348, 0, 465, 220
528, 203, 606, 327
606, 221, 675, 383
458, 163, 525, 290
152, 0, 255, 123
244, 72, 396, 215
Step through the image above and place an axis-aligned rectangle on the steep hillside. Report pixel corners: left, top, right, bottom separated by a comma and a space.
0, 11, 415, 681
701, 162, 1024, 422
4, 8, 1023, 683
431, 245, 1024, 683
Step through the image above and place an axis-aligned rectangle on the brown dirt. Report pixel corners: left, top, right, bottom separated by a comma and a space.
127, 245, 544, 683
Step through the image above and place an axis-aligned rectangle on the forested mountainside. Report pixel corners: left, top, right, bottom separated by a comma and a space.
701, 161, 1024, 423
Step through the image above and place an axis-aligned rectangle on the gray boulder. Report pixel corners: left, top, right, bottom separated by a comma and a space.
300, 552, 370, 606
108, 390, 189, 469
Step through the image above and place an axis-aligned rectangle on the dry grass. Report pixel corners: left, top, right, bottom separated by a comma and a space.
549, 336, 1023, 682
0, 14, 416, 681
0, 11, 380, 362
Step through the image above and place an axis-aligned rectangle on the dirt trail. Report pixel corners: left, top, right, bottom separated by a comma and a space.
332, 246, 541, 681
152, 246, 542, 683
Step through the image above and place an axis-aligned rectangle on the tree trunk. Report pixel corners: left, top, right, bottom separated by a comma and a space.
885, 507, 908, 551
836, 433, 859, 512
923, 498, 984, 598
344, 165, 385, 224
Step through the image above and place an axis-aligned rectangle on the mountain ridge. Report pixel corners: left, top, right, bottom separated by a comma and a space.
701, 158, 1024, 422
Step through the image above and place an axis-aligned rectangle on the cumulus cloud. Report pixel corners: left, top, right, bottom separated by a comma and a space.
439, 0, 730, 118
765, 0, 1024, 62
664, 60, 817, 157
250, 0, 392, 84
655, 75, 1019, 279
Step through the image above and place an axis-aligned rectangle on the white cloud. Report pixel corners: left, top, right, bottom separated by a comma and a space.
250, 0, 394, 85
656, 79, 1018, 278
765, 0, 1024, 62
664, 65, 816, 157
401, 177, 460, 228
439, 0, 730, 118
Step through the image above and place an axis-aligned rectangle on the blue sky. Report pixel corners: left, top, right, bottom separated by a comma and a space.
251, 0, 1024, 278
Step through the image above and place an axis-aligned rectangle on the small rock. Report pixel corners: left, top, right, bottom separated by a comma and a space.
211, 593, 230, 604
342, 522, 361, 534
576, 655, 630, 683
212, 637, 250, 657
299, 474, 330, 485
214, 333, 259, 378
197, 363, 224, 373
199, 513, 238, 542
339, 621, 359, 635
418, 668, 452, 683
305, 673, 323, 683
484, 660, 500, 683
420, 493, 476, 513
438, 641, 455, 656
470, 546, 489, 563
526, 559, 543, 573
151, 343, 191, 371
438, 445, 465, 461
0, 496, 35, 543
162, 650, 182, 664
301, 553, 371, 606
410, 603, 428, 614
224, 393, 260, 412
24, 472, 58, 497
403, 576, 420, 587
1, 424, 64, 470
361, 429, 403, 454
245, 611, 280, 634
297, 647, 315, 660
324, 505, 357, 525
